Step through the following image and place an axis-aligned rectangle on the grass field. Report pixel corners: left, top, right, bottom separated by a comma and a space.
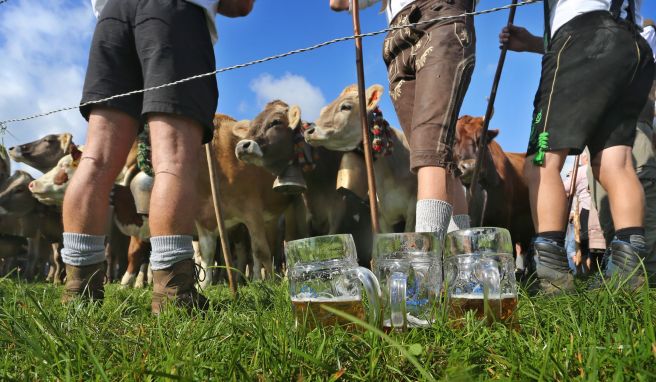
0, 277, 655, 381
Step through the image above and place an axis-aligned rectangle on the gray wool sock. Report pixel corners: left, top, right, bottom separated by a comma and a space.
150, 235, 194, 270
61, 233, 106, 266
415, 199, 453, 238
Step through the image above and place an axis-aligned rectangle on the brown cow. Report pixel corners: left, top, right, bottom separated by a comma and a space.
235, 100, 372, 264
9, 133, 74, 173
454, 115, 534, 257
304, 84, 417, 232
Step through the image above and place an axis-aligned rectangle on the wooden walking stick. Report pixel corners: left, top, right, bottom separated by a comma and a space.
205, 143, 237, 297
351, 0, 380, 234
469, 0, 519, 226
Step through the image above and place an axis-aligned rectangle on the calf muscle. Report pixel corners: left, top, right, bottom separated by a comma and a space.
63, 108, 138, 235
525, 150, 569, 232
592, 146, 644, 230
148, 114, 203, 236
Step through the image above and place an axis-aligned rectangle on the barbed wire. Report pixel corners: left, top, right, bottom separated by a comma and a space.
0, 0, 540, 131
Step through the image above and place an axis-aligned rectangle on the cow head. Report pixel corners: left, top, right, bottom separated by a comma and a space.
234, 100, 301, 175
0, 170, 37, 217
454, 116, 499, 186
304, 84, 384, 151
0, 145, 10, 183
9, 133, 74, 173
29, 144, 83, 206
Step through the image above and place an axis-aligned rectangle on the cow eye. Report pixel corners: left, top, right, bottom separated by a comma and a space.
340, 103, 352, 111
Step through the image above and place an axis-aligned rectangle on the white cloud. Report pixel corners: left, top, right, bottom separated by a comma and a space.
0, 0, 95, 174
250, 73, 326, 121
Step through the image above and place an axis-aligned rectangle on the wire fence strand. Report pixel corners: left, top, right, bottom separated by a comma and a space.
0, 0, 540, 132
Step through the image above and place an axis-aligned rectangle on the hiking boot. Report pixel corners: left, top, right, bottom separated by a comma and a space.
603, 235, 647, 289
529, 238, 575, 295
151, 259, 209, 314
61, 262, 106, 303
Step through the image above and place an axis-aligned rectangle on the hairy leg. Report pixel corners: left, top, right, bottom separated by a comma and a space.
591, 145, 644, 230
148, 113, 203, 236
524, 149, 569, 232
63, 108, 138, 235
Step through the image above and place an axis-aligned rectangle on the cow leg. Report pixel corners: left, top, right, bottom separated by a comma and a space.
46, 261, 55, 283
52, 242, 65, 285
120, 236, 145, 288
404, 201, 417, 233
195, 224, 216, 289
134, 262, 149, 289
245, 214, 272, 280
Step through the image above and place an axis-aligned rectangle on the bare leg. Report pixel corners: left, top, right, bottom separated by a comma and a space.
148, 113, 208, 313
524, 150, 569, 232
63, 108, 138, 234
591, 145, 644, 230
148, 114, 203, 236
417, 166, 448, 201
524, 150, 574, 294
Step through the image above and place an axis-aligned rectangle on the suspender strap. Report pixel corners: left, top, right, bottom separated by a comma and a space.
543, 0, 551, 51
610, 0, 637, 25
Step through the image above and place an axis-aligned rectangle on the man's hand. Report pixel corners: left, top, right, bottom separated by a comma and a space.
217, 0, 254, 17
330, 0, 350, 11
499, 24, 544, 54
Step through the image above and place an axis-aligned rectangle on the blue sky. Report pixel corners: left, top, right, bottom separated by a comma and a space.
1, 0, 655, 174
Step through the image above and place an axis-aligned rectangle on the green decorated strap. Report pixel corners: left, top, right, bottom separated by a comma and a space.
533, 131, 549, 166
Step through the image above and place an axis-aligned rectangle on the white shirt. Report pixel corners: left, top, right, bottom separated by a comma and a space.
641, 25, 656, 61
549, 0, 643, 37
354, 0, 478, 24
90, 0, 219, 43
352, 0, 416, 24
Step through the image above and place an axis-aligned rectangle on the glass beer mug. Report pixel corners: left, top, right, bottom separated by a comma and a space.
372, 232, 442, 330
443, 227, 518, 324
285, 234, 382, 329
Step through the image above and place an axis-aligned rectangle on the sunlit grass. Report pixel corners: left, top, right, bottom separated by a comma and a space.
0, 277, 654, 381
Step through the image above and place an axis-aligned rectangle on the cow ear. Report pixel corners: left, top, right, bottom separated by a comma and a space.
232, 120, 250, 139
61, 133, 73, 153
487, 129, 499, 141
288, 105, 301, 130
340, 84, 358, 97
365, 84, 384, 112
71, 144, 82, 162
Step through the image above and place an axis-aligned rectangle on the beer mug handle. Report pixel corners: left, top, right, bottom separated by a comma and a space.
389, 271, 407, 330
353, 266, 382, 327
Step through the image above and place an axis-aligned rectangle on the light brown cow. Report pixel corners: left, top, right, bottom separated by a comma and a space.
9, 133, 74, 173
453, 115, 534, 255
235, 100, 373, 264
304, 84, 416, 232
194, 114, 296, 283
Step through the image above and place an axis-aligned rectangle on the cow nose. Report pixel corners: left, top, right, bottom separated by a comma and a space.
8, 146, 14, 151
305, 127, 315, 136
242, 141, 251, 150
